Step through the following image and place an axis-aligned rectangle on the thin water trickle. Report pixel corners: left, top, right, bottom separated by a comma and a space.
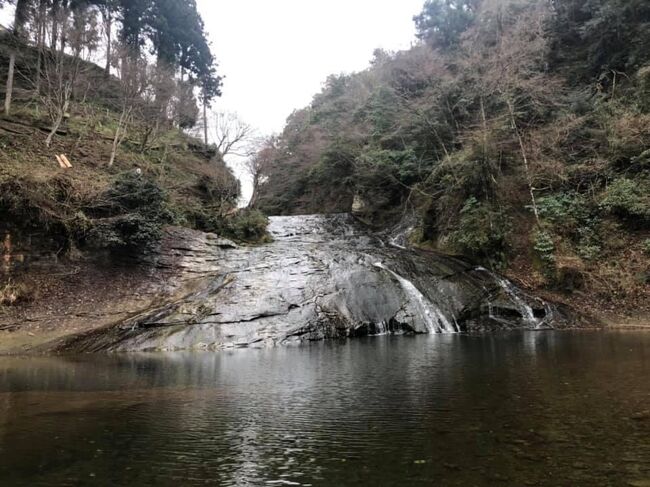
476, 266, 551, 329
374, 262, 456, 334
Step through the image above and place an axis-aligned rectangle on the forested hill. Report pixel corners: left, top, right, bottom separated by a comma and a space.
253, 0, 650, 318
0, 0, 268, 270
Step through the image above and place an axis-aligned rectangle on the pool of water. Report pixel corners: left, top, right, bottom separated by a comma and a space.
0, 331, 649, 486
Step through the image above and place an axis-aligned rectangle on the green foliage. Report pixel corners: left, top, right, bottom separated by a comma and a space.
414, 0, 479, 50
448, 197, 510, 268
537, 193, 585, 224
364, 87, 400, 136
189, 206, 269, 244
310, 145, 356, 187
221, 210, 269, 243
85, 172, 175, 254
537, 192, 603, 260
600, 178, 650, 223
532, 229, 557, 280
537, 192, 594, 232
353, 147, 423, 212
550, 0, 650, 81
533, 230, 556, 263
87, 213, 166, 254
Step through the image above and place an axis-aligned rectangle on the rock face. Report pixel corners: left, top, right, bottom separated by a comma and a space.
58, 214, 569, 353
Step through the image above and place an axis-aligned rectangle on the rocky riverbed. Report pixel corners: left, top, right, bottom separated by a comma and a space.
50, 214, 578, 353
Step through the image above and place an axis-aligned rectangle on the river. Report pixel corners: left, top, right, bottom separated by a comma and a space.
1, 331, 648, 486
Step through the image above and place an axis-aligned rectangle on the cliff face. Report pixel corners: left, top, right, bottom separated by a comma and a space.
252, 1, 650, 322
52, 215, 582, 354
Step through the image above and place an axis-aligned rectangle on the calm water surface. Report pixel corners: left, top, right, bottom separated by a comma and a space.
0, 331, 649, 486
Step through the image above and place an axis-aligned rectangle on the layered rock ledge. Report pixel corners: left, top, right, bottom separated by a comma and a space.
56, 214, 575, 353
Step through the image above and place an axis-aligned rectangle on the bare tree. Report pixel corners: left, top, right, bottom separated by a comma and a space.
3, 0, 30, 117
4, 46, 15, 117
462, 0, 563, 224
245, 136, 276, 208
108, 48, 149, 166
99, 1, 115, 75
34, 0, 48, 95
211, 111, 257, 158
40, 4, 99, 146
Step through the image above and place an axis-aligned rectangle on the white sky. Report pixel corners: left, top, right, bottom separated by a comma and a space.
197, 0, 423, 135
197, 0, 424, 204
2, 1, 425, 204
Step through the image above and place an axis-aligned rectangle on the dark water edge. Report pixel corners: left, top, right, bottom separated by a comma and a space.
0, 331, 648, 486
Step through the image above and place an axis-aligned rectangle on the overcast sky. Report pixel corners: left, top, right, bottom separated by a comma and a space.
1, 1, 425, 203
196, 0, 424, 203
197, 0, 424, 136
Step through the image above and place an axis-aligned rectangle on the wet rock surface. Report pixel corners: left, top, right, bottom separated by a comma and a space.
58, 214, 572, 353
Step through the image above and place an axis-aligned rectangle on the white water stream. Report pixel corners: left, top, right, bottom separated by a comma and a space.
374, 262, 458, 334
476, 267, 551, 329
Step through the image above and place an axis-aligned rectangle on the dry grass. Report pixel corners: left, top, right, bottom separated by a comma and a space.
0, 279, 33, 306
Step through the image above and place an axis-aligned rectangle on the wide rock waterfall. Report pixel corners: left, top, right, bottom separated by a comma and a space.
58, 214, 569, 353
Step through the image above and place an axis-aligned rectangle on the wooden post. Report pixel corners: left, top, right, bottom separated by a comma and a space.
60, 154, 72, 168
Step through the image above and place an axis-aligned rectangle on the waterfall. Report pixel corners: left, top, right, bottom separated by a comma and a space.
494, 276, 537, 326
373, 263, 457, 334
476, 267, 552, 329
372, 321, 388, 336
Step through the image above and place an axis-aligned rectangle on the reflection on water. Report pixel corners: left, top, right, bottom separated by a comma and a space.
0, 331, 649, 486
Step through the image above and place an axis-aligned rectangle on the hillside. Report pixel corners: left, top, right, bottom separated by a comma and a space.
0, 34, 268, 319
253, 0, 650, 322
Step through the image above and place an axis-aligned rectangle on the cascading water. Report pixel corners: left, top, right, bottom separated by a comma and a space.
371, 321, 388, 336
475, 267, 552, 329
495, 276, 538, 326
373, 262, 458, 334
57, 214, 566, 353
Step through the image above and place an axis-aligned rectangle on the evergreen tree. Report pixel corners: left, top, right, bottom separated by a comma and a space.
414, 0, 480, 49
13, 0, 31, 37
118, 0, 151, 52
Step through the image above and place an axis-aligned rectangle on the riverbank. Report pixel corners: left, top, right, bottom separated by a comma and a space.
0, 224, 236, 355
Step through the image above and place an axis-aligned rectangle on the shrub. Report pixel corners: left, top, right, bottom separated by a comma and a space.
84, 172, 175, 254
448, 197, 510, 268
638, 65, 650, 112
600, 178, 650, 224
536, 192, 602, 260
0, 279, 33, 306
533, 230, 557, 281
219, 209, 270, 243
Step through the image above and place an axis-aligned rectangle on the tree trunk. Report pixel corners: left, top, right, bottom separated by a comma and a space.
507, 100, 540, 224
4, 52, 15, 117
13, 0, 30, 38
248, 174, 260, 209
109, 124, 121, 167
51, 0, 60, 51
104, 11, 112, 75
46, 104, 67, 147
109, 107, 131, 167
36, 4, 46, 94
203, 95, 209, 149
